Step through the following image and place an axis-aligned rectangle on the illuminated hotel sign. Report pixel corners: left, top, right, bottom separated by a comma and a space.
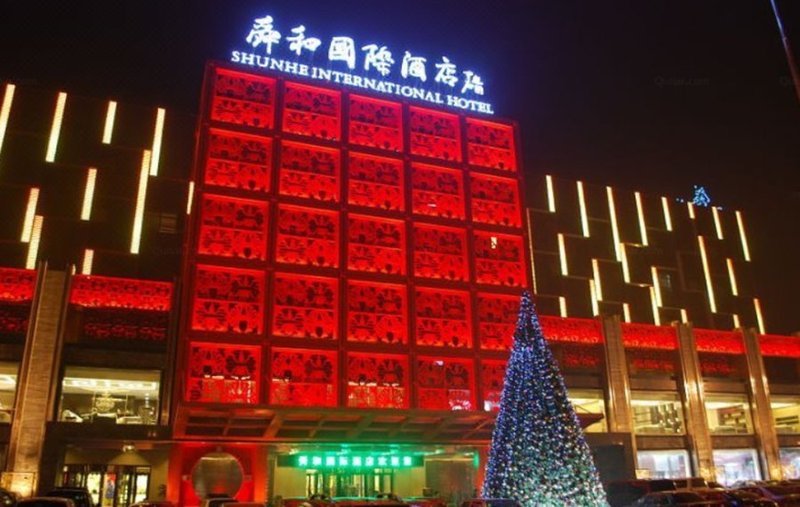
231, 15, 495, 114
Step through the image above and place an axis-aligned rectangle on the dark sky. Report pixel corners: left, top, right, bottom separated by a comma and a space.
2, 1, 799, 333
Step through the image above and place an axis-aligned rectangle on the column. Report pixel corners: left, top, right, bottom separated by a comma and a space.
601, 315, 633, 433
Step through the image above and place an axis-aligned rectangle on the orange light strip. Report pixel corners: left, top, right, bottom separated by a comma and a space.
698, 236, 717, 313
81, 249, 94, 275
651, 266, 663, 307
546, 174, 556, 212
606, 186, 621, 261
726, 258, 738, 296
577, 180, 589, 237
149, 108, 165, 176
20, 187, 40, 242
186, 180, 195, 215
623, 303, 632, 323
635, 191, 648, 246
754, 298, 765, 334
732, 314, 741, 329
526, 208, 538, 294
687, 202, 696, 219
80, 167, 97, 221
592, 259, 603, 301
661, 196, 673, 231
589, 280, 599, 316
102, 100, 117, 144
25, 215, 43, 269
130, 150, 152, 254
45, 92, 67, 163
712, 207, 724, 240
559, 296, 568, 318
0, 83, 15, 159
680, 309, 688, 323
649, 286, 661, 326
558, 233, 568, 276
620, 243, 631, 283
736, 210, 751, 261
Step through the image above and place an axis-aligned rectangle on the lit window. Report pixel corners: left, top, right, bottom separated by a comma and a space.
771, 396, 800, 434
568, 389, 606, 433
704, 393, 753, 434
631, 391, 684, 434
780, 448, 800, 479
636, 449, 690, 479
0, 362, 19, 423
713, 449, 761, 486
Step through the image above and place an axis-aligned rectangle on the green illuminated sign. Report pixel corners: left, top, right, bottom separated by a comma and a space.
292, 454, 421, 468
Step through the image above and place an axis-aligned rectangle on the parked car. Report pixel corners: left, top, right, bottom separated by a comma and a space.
630, 491, 724, 506
736, 486, 800, 506
16, 499, 75, 507
131, 502, 176, 507
200, 495, 238, 507
44, 488, 92, 507
459, 499, 521, 507
283, 494, 334, 507
605, 479, 679, 507
673, 479, 710, 490
403, 496, 446, 507
694, 488, 778, 506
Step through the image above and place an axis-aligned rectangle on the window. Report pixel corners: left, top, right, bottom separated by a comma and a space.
568, 389, 606, 432
59, 367, 160, 425
771, 396, 800, 434
631, 392, 684, 434
780, 448, 800, 479
705, 394, 753, 434
713, 449, 761, 486
636, 450, 690, 479
0, 362, 19, 423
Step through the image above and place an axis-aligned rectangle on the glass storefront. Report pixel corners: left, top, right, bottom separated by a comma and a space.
0, 362, 19, 423
58, 367, 160, 425
568, 389, 607, 432
713, 449, 761, 486
771, 396, 800, 434
62, 464, 150, 507
636, 450, 690, 479
631, 392, 684, 434
780, 448, 800, 479
705, 394, 753, 434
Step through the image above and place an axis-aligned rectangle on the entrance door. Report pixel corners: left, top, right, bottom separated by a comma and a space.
62, 465, 151, 507
304, 470, 395, 497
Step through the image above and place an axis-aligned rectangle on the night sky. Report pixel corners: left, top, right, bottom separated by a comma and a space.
2, 1, 799, 333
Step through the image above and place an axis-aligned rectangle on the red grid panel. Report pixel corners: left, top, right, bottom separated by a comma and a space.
70, 275, 173, 311
539, 316, 604, 345
279, 141, 340, 202
409, 106, 461, 162
282, 82, 341, 140
349, 94, 403, 152
473, 232, 526, 287
272, 273, 338, 340
411, 163, 465, 220
186, 342, 260, 404
481, 360, 506, 412
347, 152, 404, 212
477, 292, 518, 351
416, 356, 474, 411
415, 287, 471, 348
190, 265, 264, 335
760, 334, 800, 359
0, 268, 35, 302
699, 353, 744, 378
198, 194, 269, 261
622, 323, 677, 350
82, 308, 168, 342
347, 281, 407, 345
413, 223, 468, 282
627, 348, 676, 375
270, 347, 338, 407
210, 68, 276, 129
0, 303, 30, 339
347, 214, 405, 275
695, 329, 745, 355
466, 118, 517, 172
555, 344, 604, 370
204, 129, 272, 193
275, 205, 339, 268
470, 173, 521, 227
347, 352, 408, 408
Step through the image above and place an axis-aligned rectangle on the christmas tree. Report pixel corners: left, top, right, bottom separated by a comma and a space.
482, 291, 608, 506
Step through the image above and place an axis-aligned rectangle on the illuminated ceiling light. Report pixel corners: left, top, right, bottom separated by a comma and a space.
634, 191, 648, 246
687, 202, 695, 219
102, 100, 117, 144
726, 258, 738, 296
698, 236, 717, 313
45, 92, 67, 163
622, 303, 631, 323
25, 215, 43, 270
577, 180, 589, 237
661, 196, 673, 231
0, 83, 16, 159
20, 187, 40, 242
81, 249, 94, 275
649, 286, 661, 326
490, 236, 498, 249
589, 279, 599, 317
606, 187, 621, 261
735, 210, 751, 262
620, 243, 631, 283
680, 308, 688, 324
559, 296, 568, 318
546, 174, 556, 212
732, 313, 741, 329
149, 107, 165, 176
80, 167, 97, 221
557, 233, 568, 276
651, 267, 663, 307
592, 259, 603, 301
130, 150, 152, 254
753, 298, 765, 334
712, 206, 724, 240
186, 181, 195, 215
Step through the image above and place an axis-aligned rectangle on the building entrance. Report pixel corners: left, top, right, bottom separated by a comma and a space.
61, 464, 150, 507
304, 469, 394, 497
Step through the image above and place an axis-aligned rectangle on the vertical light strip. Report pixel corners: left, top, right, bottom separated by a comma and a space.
649, 286, 661, 326
736, 210, 751, 261
559, 296, 568, 318
634, 191, 648, 246
25, 215, 43, 269
130, 150, 152, 254
149, 108, 165, 176
754, 298, 765, 334
186, 180, 195, 215
726, 258, 738, 296
592, 259, 603, 301
698, 236, 717, 313
546, 174, 556, 213
680, 309, 688, 323
81, 249, 94, 275
577, 180, 589, 237
651, 267, 663, 307
45, 92, 67, 162
687, 202, 696, 219
80, 167, 97, 221
589, 280, 600, 316
622, 303, 631, 323
20, 188, 40, 242
102, 100, 117, 144
557, 233, 568, 276
526, 208, 538, 294
606, 186, 621, 261
0, 83, 16, 158
732, 314, 741, 329
661, 196, 673, 231
712, 207, 724, 240
620, 243, 631, 283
